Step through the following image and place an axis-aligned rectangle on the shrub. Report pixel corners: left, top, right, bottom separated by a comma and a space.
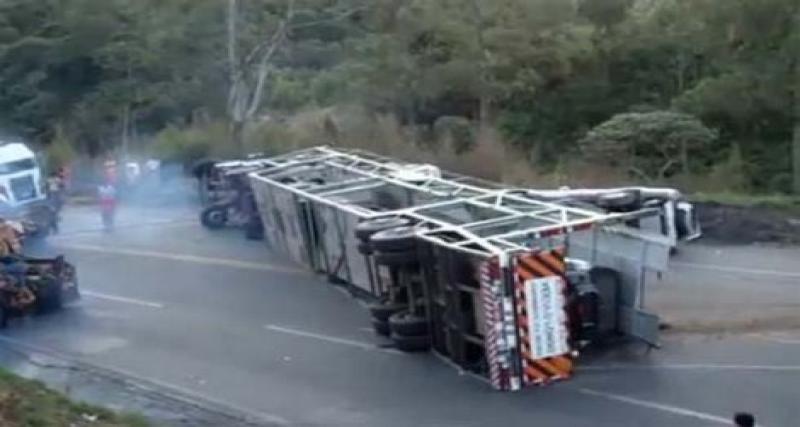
44, 125, 77, 173
433, 116, 476, 154
580, 111, 718, 182
151, 121, 231, 165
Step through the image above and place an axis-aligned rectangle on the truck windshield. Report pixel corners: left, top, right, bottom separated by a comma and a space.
0, 159, 36, 175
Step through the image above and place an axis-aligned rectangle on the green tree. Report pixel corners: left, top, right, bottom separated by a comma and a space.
672, 0, 798, 192
580, 111, 717, 182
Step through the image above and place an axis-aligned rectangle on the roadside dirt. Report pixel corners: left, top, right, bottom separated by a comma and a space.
661, 313, 800, 335
696, 202, 800, 245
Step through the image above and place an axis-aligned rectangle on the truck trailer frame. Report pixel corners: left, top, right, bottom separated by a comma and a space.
248, 146, 679, 391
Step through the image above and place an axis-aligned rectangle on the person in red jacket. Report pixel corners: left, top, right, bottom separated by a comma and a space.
104, 160, 118, 186
98, 181, 117, 231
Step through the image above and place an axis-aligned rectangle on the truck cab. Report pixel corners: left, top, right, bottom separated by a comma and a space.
0, 142, 55, 236
0, 142, 44, 207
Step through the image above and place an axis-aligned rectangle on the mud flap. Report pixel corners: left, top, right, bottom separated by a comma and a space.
619, 307, 660, 348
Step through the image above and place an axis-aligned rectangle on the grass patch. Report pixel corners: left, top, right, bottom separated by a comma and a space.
0, 369, 148, 427
691, 192, 800, 213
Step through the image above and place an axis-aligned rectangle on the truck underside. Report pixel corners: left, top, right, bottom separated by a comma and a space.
201, 146, 696, 391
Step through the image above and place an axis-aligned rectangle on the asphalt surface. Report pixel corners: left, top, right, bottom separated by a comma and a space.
652, 243, 800, 331
2, 189, 799, 427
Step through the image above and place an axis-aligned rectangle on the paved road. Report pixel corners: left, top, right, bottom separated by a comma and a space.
3, 195, 799, 426
652, 243, 800, 331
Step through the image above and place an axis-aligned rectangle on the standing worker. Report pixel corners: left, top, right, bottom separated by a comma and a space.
98, 181, 117, 231
46, 172, 64, 234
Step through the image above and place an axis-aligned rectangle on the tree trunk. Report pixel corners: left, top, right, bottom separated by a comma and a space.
231, 120, 245, 156
469, 0, 492, 134
478, 96, 491, 133
228, 0, 243, 156
228, 0, 238, 82
121, 104, 130, 159
793, 57, 800, 194
791, 6, 800, 194
680, 138, 689, 177
793, 114, 800, 194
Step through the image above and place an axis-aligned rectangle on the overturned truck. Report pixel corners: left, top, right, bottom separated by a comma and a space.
248, 146, 698, 391
193, 158, 274, 240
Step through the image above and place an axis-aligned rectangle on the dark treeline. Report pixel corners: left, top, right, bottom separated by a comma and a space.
0, 0, 798, 193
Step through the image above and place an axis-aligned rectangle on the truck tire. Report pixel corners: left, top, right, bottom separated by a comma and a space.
372, 319, 390, 337
373, 250, 418, 268
368, 302, 406, 322
370, 226, 417, 252
0, 304, 7, 329
201, 206, 228, 229
391, 333, 431, 352
389, 312, 428, 336
36, 279, 63, 313
355, 217, 410, 241
596, 190, 642, 212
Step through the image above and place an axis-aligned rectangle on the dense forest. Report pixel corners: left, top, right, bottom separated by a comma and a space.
0, 0, 798, 194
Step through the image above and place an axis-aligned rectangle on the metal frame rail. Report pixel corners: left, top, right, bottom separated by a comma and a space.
250, 146, 658, 263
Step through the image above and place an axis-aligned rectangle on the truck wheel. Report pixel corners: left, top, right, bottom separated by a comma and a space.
368, 302, 406, 322
372, 319, 390, 336
373, 250, 418, 268
596, 190, 642, 212
391, 333, 431, 352
201, 206, 228, 229
389, 312, 428, 336
355, 217, 410, 241
370, 226, 417, 252
36, 280, 63, 313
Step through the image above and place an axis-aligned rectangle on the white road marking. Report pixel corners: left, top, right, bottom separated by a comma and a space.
579, 388, 734, 425
51, 220, 196, 239
671, 261, 800, 279
580, 363, 800, 372
750, 333, 800, 345
82, 290, 164, 309
264, 324, 400, 354
58, 243, 305, 275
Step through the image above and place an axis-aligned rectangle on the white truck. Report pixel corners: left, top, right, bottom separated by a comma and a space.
0, 142, 55, 235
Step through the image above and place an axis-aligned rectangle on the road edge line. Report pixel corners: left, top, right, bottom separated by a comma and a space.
56, 243, 306, 275
81, 290, 165, 309
578, 387, 733, 425
265, 324, 402, 355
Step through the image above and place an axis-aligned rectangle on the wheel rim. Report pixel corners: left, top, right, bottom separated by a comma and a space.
208, 211, 225, 224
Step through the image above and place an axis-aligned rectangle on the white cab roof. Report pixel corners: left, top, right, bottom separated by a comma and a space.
0, 142, 34, 162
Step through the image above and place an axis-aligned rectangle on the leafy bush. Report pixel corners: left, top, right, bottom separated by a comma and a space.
245, 120, 301, 155
433, 116, 475, 154
44, 125, 77, 173
696, 143, 750, 193
271, 75, 313, 111
580, 111, 718, 182
151, 121, 231, 165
